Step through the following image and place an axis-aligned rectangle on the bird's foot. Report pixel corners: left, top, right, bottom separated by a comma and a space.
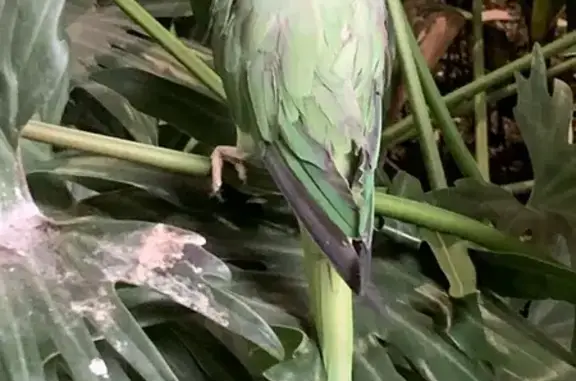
210, 145, 248, 199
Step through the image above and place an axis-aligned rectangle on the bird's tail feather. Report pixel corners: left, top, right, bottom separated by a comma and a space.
263, 144, 362, 293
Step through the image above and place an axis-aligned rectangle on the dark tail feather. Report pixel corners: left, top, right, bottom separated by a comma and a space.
356, 241, 371, 296
263, 145, 362, 293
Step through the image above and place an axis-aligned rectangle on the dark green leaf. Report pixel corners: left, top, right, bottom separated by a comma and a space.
385, 172, 477, 297
471, 246, 576, 303
0, 0, 69, 209
71, 81, 158, 144
91, 68, 236, 147
29, 154, 207, 208
428, 46, 576, 252
426, 178, 536, 238
513, 45, 576, 244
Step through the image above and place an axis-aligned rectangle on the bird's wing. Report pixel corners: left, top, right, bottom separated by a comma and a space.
211, 0, 393, 293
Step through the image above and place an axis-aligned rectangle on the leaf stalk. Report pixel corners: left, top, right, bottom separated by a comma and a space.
387, 0, 447, 189
112, 0, 226, 101
472, 0, 489, 180
382, 30, 576, 148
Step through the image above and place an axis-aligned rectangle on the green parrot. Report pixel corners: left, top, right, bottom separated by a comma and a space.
209, 1, 393, 379
209, 0, 394, 296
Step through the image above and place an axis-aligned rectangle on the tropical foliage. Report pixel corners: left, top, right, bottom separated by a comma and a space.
1, 0, 576, 380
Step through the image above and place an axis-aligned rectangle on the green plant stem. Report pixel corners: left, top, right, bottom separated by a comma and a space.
301, 230, 353, 381
112, 0, 226, 102
22, 121, 542, 268
402, 9, 482, 181
453, 56, 576, 118
373, 193, 542, 256
382, 31, 576, 148
472, 0, 489, 181
23, 121, 211, 175
387, 0, 447, 189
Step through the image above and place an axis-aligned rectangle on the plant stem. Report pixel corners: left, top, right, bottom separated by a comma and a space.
301, 230, 353, 381
23, 121, 543, 260
392, 56, 576, 146
402, 8, 483, 181
454, 56, 576, 118
472, 0, 489, 181
112, 0, 226, 102
387, 0, 447, 189
373, 193, 542, 257
23, 121, 211, 175
382, 31, 576, 148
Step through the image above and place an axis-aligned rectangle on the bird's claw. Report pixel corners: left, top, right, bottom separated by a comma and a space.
209, 188, 225, 202
210, 145, 248, 201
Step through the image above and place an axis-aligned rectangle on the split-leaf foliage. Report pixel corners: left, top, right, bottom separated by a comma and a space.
2, 0, 576, 380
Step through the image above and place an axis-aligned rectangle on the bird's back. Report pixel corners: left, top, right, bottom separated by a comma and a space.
211, 0, 394, 292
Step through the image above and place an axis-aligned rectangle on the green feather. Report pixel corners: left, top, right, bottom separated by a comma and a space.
211, 1, 394, 379
212, 0, 392, 250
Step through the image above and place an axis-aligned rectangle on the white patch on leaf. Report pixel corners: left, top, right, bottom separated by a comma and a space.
0, 201, 44, 256
89, 358, 109, 378
131, 224, 206, 283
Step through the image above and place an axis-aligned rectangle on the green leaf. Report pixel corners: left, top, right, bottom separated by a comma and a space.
189, 0, 212, 42
70, 81, 159, 145
144, 327, 211, 381
422, 232, 477, 298
469, 241, 576, 304
429, 45, 576, 252
91, 68, 236, 147
385, 172, 478, 298
0, 4, 289, 380
427, 186, 576, 304
526, 243, 576, 352
513, 45, 576, 239
528, 299, 575, 352
481, 296, 576, 379
0, 0, 69, 208
29, 154, 205, 208
426, 178, 536, 238
77, 182, 576, 380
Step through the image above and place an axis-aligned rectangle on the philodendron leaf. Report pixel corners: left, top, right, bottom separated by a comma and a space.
526, 241, 576, 352
0, 2, 285, 381
430, 45, 576, 251
91, 68, 237, 147
384, 172, 477, 298
29, 154, 202, 208
426, 179, 537, 238
70, 81, 159, 145
513, 45, 576, 241
76, 184, 576, 381
425, 45, 576, 302
0, 0, 68, 209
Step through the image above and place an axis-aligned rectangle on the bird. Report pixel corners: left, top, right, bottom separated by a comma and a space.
209, 0, 394, 379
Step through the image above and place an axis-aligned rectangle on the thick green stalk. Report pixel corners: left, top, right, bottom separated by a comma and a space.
472, 0, 489, 180
453, 56, 576, 118
112, 0, 226, 102
374, 193, 542, 256
387, 0, 447, 189
382, 31, 576, 147
24, 121, 211, 175
301, 229, 353, 381
402, 9, 482, 181
22, 121, 543, 260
